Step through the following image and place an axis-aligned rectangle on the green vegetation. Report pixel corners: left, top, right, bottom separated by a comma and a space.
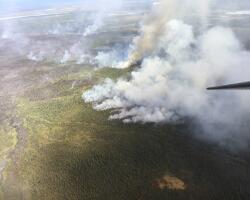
1, 8, 250, 199
1, 67, 250, 200
0, 122, 17, 160
0, 122, 18, 200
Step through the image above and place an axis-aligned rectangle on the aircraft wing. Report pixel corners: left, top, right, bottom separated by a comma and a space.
207, 81, 250, 90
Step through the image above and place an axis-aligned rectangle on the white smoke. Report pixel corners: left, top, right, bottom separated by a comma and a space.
27, 51, 43, 61
122, 0, 211, 68
60, 50, 71, 64
94, 49, 129, 69
83, 13, 104, 37
1, 26, 13, 39
83, 17, 250, 149
57, 42, 95, 65
83, 0, 124, 37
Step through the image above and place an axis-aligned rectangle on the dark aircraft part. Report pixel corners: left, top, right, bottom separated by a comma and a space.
207, 81, 250, 90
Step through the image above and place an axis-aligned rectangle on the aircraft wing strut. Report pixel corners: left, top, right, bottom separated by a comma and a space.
207, 81, 250, 90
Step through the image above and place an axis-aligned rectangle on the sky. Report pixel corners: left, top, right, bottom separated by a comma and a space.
1, 0, 250, 14
0, 0, 153, 14
0, 0, 84, 13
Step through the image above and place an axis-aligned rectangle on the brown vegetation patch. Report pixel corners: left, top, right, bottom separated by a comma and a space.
153, 175, 186, 191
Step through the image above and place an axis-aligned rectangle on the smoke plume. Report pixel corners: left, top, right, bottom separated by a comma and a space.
123, 0, 211, 68
83, 1, 250, 149
83, 0, 124, 37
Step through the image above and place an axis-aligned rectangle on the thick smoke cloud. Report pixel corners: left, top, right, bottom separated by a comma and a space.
122, 0, 211, 68
83, 0, 250, 149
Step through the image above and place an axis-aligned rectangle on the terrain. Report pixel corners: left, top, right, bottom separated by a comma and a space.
0, 4, 250, 200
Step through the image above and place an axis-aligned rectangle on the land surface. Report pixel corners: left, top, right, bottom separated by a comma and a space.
0, 5, 250, 200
